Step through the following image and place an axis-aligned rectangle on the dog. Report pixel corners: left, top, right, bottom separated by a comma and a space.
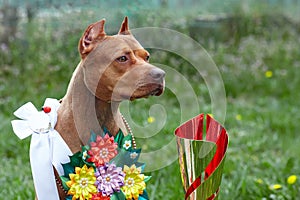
51, 17, 165, 199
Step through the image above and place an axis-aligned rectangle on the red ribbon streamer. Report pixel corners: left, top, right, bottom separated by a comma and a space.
175, 114, 228, 200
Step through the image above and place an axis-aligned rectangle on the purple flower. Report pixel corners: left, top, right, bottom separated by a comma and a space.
95, 163, 125, 196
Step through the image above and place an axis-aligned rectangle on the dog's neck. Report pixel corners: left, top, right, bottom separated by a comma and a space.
56, 62, 127, 153
95, 97, 121, 134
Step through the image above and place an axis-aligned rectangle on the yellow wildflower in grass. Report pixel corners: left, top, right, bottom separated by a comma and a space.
269, 184, 282, 190
255, 178, 263, 184
147, 116, 155, 124
235, 114, 242, 121
287, 175, 297, 185
265, 70, 273, 78
66, 164, 97, 200
121, 164, 146, 200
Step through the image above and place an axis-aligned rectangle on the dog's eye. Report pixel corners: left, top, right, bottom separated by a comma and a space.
145, 55, 150, 62
116, 56, 128, 62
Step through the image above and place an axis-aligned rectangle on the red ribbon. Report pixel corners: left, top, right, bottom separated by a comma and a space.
175, 114, 228, 200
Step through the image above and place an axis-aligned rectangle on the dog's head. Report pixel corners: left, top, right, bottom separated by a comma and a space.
78, 17, 165, 102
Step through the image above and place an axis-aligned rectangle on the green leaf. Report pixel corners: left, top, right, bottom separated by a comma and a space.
66, 195, 72, 200
137, 162, 146, 172
138, 190, 149, 200
284, 157, 295, 174
62, 162, 75, 176
123, 134, 132, 141
114, 130, 125, 149
82, 145, 90, 152
115, 134, 133, 150
144, 176, 151, 183
59, 176, 70, 191
83, 158, 95, 168
111, 148, 142, 167
110, 149, 128, 167
70, 152, 83, 167
111, 191, 126, 200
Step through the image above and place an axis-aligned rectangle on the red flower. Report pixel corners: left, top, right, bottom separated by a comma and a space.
91, 193, 110, 200
87, 134, 118, 167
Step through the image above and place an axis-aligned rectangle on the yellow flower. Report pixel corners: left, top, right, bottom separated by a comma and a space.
121, 165, 146, 200
255, 178, 263, 184
147, 116, 155, 124
66, 164, 97, 200
269, 184, 282, 190
235, 114, 242, 121
265, 70, 273, 78
287, 175, 297, 185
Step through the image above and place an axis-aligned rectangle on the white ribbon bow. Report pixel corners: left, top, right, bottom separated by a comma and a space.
11, 98, 72, 200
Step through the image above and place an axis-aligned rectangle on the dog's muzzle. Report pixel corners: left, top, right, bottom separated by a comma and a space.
149, 68, 165, 96
150, 68, 165, 81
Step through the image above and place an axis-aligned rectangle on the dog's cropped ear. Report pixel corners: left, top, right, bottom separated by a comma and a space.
118, 16, 131, 35
78, 19, 106, 59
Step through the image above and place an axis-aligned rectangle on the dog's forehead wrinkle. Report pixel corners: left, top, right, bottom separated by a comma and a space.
94, 39, 140, 57
112, 34, 143, 49
114, 48, 132, 57
91, 35, 144, 57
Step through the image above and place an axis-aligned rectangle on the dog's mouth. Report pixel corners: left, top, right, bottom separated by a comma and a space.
120, 83, 164, 101
149, 85, 164, 96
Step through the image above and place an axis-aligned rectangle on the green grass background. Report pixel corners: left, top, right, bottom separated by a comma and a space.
1, 1, 300, 199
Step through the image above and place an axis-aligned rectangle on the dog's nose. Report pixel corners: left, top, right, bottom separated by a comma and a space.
150, 68, 165, 80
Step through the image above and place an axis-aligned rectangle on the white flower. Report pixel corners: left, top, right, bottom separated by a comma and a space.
123, 140, 131, 150
130, 152, 138, 159
82, 151, 88, 160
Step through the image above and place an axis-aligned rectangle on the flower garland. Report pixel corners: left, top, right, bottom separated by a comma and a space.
60, 128, 150, 200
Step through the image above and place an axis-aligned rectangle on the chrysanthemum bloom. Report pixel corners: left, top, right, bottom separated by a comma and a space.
287, 175, 297, 185
87, 134, 118, 167
95, 163, 125, 196
66, 164, 97, 200
121, 165, 146, 200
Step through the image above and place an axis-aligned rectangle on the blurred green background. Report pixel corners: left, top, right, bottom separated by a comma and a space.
1, 0, 300, 199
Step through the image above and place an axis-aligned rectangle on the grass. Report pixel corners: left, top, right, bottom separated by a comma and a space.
1, 2, 300, 199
